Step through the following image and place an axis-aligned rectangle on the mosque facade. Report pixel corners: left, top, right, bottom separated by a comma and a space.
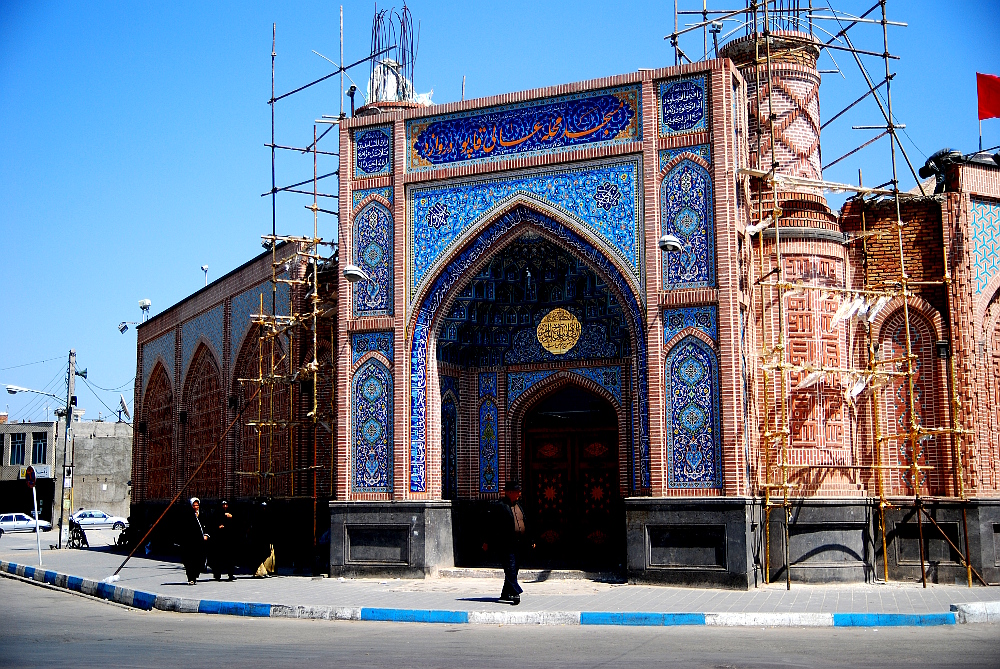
132, 32, 1000, 587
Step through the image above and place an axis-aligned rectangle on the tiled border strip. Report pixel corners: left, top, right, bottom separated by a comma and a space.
4, 561, 995, 627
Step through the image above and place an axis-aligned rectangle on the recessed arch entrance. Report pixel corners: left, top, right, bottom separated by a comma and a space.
408, 205, 650, 501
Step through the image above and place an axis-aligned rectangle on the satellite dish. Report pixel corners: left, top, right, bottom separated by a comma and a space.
118, 394, 131, 422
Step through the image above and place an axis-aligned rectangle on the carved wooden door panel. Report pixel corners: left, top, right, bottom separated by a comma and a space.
526, 428, 620, 569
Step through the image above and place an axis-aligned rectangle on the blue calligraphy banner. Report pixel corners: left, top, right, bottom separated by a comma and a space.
406, 86, 640, 172
659, 77, 707, 136
354, 127, 392, 177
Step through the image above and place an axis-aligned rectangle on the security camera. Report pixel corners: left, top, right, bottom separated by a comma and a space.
138, 299, 152, 310
658, 234, 683, 253
343, 264, 371, 283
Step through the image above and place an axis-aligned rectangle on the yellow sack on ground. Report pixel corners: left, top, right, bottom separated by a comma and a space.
255, 545, 275, 577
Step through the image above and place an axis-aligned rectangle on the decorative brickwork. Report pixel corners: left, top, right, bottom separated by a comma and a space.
181, 304, 224, 382
141, 363, 174, 501
141, 331, 175, 397
232, 327, 290, 498
182, 344, 223, 500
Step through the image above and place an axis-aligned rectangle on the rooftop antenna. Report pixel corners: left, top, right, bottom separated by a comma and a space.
368, 3, 418, 103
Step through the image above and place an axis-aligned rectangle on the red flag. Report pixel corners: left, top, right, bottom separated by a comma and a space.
978, 72, 1000, 120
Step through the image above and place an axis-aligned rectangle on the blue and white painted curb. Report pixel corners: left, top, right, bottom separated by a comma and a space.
2, 560, 995, 627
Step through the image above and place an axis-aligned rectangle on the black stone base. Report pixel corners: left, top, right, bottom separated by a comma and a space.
328, 501, 454, 579
763, 499, 876, 584
626, 498, 754, 589
880, 498, 1000, 586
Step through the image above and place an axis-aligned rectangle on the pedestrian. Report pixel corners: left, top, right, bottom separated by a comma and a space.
483, 481, 526, 605
210, 500, 236, 581
183, 497, 209, 585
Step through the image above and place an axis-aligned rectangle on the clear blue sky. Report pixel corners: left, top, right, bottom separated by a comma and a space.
1, 1, 997, 422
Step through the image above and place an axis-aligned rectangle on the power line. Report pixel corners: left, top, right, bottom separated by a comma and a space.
81, 376, 122, 419
0, 356, 62, 372
86, 375, 136, 392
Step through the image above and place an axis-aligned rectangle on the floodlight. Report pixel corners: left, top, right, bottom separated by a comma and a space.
343, 264, 371, 283
658, 234, 683, 253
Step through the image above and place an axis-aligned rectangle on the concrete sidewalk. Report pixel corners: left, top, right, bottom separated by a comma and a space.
2, 531, 998, 626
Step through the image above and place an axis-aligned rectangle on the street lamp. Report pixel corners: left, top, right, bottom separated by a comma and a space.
6, 385, 65, 401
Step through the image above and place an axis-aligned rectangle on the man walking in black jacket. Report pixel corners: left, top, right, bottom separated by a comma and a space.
484, 482, 526, 605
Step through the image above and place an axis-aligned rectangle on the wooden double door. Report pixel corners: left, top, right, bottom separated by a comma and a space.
524, 427, 623, 570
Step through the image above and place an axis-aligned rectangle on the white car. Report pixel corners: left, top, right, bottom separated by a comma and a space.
0, 512, 53, 536
71, 509, 128, 530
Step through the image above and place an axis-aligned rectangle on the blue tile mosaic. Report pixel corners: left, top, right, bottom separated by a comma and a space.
181, 304, 224, 382
442, 397, 458, 499
506, 366, 622, 407
659, 144, 710, 172
572, 366, 623, 405
408, 158, 642, 302
230, 279, 292, 360
478, 372, 497, 399
406, 86, 640, 172
971, 199, 1000, 294
353, 126, 392, 178
663, 305, 718, 344
504, 321, 621, 364
409, 205, 650, 492
141, 330, 175, 396
659, 76, 707, 137
661, 159, 715, 289
351, 331, 394, 365
665, 336, 721, 488
352, 358, 393, 493
353, 201, 394, 317
505, 370, 556, 406
352, 186, 393, 210
478, 398, 499, 493
441, 374, 460, 402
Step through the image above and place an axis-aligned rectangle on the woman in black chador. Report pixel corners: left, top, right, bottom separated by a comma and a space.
183, 497, 209, 585
210, 500, 236, 581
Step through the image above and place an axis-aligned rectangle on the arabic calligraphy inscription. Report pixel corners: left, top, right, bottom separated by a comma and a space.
406, 86, 640, 171
660, 77, 707, 136
537, 308, 582, 355
354, 127, 392, 177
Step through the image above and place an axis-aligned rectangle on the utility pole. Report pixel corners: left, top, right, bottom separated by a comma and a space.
57, 350, 75, 549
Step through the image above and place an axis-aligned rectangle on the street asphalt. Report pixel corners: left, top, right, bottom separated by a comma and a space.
2, 576, 998, 669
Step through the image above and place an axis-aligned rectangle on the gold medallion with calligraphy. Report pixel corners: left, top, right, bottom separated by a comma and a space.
536, 308, 581, 355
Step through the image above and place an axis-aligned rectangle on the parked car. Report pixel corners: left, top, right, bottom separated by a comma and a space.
0, 512, 53, 536
71, 509, 128, 530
